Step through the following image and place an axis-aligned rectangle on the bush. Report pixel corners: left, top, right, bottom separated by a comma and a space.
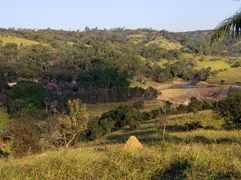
10, 122, 41, 157
87, 118, 104, 140
214, 91, 241, 129
150, 109, 159, 119
142, 111, 152, 121
176, 104, 187, 113
231, 61, 241, 68
130, 86, 158, 100
132, 100, 144, 110
99, 118, 115, 134
188, 97, 204, 113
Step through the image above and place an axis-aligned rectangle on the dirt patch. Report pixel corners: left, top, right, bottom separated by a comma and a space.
159, 85, 237, 104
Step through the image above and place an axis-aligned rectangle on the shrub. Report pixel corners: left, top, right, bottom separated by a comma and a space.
150, 109, 159, 119
10, 122, 41, 157
142, 111, 152, 121
176, 104, 187, 113
214, 91, 241, 129
187, 97, 203, 114
231, 61, 241, 68
132, 100, 144, 110
87, 118, 104, 140
99, 118, 115, 134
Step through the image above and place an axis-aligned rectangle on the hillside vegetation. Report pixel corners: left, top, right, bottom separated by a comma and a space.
1, 28, 241, 85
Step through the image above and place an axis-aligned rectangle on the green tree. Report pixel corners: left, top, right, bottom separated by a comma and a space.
60, 99, 88, 148
214, 91, 241, 129
85, 26, 90, 31
8, 81, 49, 116
188, 97, 203, 114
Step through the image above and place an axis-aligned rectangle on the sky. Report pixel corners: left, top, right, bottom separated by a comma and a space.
0, 0, 240, 32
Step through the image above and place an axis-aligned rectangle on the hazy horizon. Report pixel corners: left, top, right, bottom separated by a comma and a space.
0, 0, 239, 32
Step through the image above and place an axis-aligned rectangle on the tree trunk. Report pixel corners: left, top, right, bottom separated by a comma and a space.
162, 116, 167, 142
160, 105, 167, 142
65, 133, 77, 149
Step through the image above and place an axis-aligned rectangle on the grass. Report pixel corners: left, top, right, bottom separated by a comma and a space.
1, 110, 241, 179
145, 37, 183, 50
128, 33, 147, 44
130, 79, 174, 90
181, 53, 241, 84
128, 32, 183, 50
1, 144, 240, 179
182, 53, 231, 70
209, 67, 241, 84
197, 60, 230, 70
87, 100, 162, 117
0, 36, 39, 46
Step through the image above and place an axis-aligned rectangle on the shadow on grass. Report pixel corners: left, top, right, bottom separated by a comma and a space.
183, 135, 241, 145
152, 159, 191, 180
165, 125, 188, 132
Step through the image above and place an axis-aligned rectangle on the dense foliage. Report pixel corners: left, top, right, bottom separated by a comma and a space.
0, 28, 237, 85
214, 90, 241, 129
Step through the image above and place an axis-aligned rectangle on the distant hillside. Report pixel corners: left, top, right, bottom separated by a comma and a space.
0, 27, 241, 85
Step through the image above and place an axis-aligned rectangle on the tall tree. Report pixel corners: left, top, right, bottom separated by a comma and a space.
59, 99, 88, 148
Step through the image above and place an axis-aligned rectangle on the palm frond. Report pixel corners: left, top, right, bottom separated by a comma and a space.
211, 10, 241, 44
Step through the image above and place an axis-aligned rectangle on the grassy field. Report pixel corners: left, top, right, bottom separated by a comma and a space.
0, 36, 39, 46
182, 53, 232, 70
1, 110, 240, 179
209, 67, 241, 84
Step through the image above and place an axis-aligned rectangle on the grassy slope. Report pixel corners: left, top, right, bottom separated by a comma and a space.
209, 67, 241, 84
128, 32, 183, 50
181, 53, 241, 84
146, 37, 183, 50
0, 36, 39, 46
1, 111, 241, 179
182, 53, 231, 70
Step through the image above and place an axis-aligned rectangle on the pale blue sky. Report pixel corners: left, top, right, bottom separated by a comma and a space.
0, 0, 239, 32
